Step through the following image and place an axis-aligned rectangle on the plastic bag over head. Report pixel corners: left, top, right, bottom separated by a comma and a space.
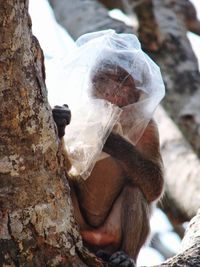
61, 29, 165, 179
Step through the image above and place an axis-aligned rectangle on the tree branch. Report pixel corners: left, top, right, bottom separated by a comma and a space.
48, 0, 134, 40
155, 106, 200, 221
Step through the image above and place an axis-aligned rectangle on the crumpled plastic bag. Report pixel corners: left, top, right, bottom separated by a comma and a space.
59, 29, 165, 179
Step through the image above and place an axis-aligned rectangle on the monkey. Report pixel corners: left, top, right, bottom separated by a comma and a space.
52, 60, 164, 267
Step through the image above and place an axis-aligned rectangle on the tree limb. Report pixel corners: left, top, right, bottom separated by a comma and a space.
153, 105, 200, 262
48, 0, 134, 40
99, 0, 200, 35
155, 106, 200, 221
171, 0, 200, 36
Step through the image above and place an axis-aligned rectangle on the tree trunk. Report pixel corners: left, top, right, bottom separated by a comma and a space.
155, 106, 200, 221
0, 1, 104, 266
48, 0, 134, 40
131, 0, 200, 157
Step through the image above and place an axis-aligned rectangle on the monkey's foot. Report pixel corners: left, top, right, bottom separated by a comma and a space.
96, 250, 111, 262
108, 251, 135, 267
52, 104, 71, 138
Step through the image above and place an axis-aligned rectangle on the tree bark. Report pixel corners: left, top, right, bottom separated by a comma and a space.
0, 1, 105, 266
48, 0, 134, 40
156, 209, 200, 267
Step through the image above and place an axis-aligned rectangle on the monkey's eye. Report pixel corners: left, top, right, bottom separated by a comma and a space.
98, 75, 106, 82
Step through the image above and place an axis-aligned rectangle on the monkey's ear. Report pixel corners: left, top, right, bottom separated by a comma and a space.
52, 105, 71, 138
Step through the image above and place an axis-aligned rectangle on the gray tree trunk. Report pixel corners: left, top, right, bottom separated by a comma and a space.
49, 0, 134, 40
0, 1, 105, 266
156, 106, 200, 221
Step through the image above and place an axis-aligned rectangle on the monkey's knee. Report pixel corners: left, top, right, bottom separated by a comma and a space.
121, 185, 150, 260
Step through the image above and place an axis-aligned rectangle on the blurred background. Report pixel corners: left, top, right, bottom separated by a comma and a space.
29, 1, 200, 265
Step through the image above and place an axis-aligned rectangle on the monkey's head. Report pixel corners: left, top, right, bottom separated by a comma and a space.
90, 61, 140, 108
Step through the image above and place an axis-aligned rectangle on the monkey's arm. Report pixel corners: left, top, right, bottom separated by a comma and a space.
103, 126, 164, 203
52, 105, 163, 202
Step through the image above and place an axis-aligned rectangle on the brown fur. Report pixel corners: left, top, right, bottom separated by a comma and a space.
59, 62, 164, 263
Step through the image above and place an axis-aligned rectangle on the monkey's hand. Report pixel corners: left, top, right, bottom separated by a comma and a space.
52, 104, 71, 139
97, 250, 135, 267
109, 251, 136, 267
109, 251, 135, 267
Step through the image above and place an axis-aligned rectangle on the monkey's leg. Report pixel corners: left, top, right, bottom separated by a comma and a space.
121, 185, 150, 260
108, 186, 149, 267
52, 104, 71, 138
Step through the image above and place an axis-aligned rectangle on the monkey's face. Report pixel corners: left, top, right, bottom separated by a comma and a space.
91, 65, 140, 108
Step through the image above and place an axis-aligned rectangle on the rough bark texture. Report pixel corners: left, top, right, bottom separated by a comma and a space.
156, 209, 200, 267
48, 0, 134, 40
0, 1, 105, 266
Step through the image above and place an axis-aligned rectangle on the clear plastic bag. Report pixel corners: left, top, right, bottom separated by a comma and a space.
60, 30, 165, 179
